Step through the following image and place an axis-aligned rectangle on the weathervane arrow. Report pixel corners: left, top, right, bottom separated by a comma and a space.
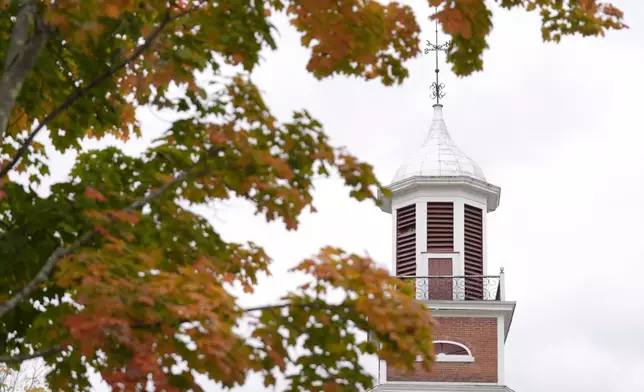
423, 15, 451, 105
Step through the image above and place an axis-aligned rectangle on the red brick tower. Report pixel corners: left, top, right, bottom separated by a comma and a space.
374, 19, 515, 392
371, 102, 516, 392
371, 23, 517, 389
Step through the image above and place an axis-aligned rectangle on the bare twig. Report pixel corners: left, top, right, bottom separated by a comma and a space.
48, 41, 82, 91
0, 170, 192, 319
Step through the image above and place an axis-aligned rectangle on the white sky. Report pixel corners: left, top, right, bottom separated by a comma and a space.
44, 0, 642, 391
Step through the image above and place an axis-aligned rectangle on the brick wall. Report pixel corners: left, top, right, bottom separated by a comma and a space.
387, 317, 498, 383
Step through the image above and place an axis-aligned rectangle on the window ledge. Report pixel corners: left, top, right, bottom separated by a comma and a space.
416, 354, 475, 363
436, 354, 475, 363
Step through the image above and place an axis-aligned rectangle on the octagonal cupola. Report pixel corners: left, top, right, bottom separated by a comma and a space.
379, 100, 501, 281
379, 103, 501, 215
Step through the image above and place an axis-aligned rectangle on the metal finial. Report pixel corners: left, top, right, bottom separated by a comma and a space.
423, 13, 451, 105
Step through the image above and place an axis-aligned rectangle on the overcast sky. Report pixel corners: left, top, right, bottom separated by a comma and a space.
73, 1, 644, 391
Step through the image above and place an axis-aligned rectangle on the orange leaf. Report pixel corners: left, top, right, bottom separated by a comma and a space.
85, 187, 108, 203
221, 273, 236, 284
267, 349, 286, 369
209, 131, 229, 144
84, 210, 109, 221
94, 225, 123, 249
109, 210, 140, 225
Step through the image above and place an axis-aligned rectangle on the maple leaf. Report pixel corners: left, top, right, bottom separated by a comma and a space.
108, 210, 140, 225
84, 187, 108, 203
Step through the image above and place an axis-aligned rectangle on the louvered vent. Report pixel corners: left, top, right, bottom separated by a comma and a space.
396, 204, 416, 276
427, 202, 454, 252
464, 204, 483, 300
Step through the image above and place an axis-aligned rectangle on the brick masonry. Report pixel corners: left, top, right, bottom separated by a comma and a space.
387, 316, 498, 383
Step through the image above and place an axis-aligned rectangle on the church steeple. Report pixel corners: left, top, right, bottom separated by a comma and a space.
371, 14, 516, 392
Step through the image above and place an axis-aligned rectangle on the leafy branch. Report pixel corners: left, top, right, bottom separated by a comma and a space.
0, 347, 62, 365
0, 301, 353, 364
0, 0, 207, 179
0, 169, 193, 319
243, 302, 350, 313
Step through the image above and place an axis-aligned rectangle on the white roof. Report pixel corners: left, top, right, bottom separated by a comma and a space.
392, 104, 485, 183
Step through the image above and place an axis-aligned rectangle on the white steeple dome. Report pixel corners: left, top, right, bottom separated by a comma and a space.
392, 104, 485, 184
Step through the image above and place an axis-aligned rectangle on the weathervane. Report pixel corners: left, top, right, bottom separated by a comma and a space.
423, 15, 451, 105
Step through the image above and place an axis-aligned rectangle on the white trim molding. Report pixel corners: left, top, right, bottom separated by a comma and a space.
421, 252, 460, 275
370, 382, 516, 392
379, 175, 502, 214
379, 359, 387, 384
435, 354, 475, 363
497, 315, 505, 385
416, 201, 428, 276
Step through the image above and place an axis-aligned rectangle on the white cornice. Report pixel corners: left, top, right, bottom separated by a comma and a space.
379, 176, 501, 214
421, 300, 516, 342
370, 382, 516, 392
424, 300, 515, 313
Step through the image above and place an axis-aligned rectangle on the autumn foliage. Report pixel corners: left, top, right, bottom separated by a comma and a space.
0, 0, 626, 391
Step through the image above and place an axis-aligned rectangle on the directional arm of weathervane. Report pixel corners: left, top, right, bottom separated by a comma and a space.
425, 40, 439, 52
435, 42, 451, 51
424, 40, 451, 54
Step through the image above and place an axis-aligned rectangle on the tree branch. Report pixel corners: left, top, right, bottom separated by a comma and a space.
0, 347, 62, 364
0, 15, 169, 178
0, 169, 193, 319
243, 302, 350, 313
129, 303, 348, 329
0, 0, 49, 145
4, 2, 36, 74
0, 1, 208, 179
48, 41, 82, 91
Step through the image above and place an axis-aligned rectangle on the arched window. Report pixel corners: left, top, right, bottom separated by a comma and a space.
416, 340, 475, 363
